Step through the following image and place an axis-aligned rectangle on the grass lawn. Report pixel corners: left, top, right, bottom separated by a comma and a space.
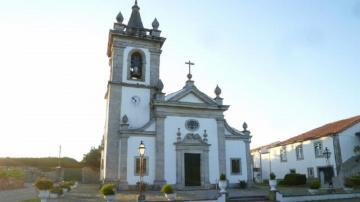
21, 198, 40, 202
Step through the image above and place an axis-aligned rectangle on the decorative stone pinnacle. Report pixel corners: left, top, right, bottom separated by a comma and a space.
215, 85, 221, 98
116, 11, 124, 23
152, 18, 159, 30
203, 130, 208, 142
243, 122, 248, 131
156, 79, 164, 92
122, 115, 128, 124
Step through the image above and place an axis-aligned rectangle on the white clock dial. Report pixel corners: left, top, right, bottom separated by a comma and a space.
131, 96, 141, 105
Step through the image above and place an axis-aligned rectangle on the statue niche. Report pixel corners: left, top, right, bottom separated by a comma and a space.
130, 52, 143, 80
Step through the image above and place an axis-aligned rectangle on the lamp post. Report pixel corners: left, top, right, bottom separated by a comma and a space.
323, 147, 334, 192
138, 141, 146, 202
323, 147, 331, 165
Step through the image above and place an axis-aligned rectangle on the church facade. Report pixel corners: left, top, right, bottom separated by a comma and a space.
100, 1, 252, 189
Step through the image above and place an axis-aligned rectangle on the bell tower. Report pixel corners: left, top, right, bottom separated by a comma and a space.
102, 0, 166, 183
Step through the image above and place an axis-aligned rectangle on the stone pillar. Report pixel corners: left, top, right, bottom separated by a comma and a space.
216, 118, 226, 176
203, 150, 210, 187
332, 135, 342, 175
149, 49, 161, 86
154, 116, 166, 187
118, 135, 129, 190
111, 43, 125, 83
245, 140, 254, 186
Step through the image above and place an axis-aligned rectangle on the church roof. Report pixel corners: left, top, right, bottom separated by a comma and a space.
127, 0, 144, 30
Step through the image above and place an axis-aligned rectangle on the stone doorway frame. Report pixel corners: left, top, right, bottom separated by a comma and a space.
174, 133, 211, 189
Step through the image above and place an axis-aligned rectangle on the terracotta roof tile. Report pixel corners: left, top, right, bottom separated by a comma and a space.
280, 115, 360, 145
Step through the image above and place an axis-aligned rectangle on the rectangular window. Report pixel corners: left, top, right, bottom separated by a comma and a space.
231, 158, 241, 175
280, 146, 287, 162
134, 156, 148, 176
290, 169, 296, 174
307, 167, 314, 178
296, 144, 304, 160
314, 141, 323, 158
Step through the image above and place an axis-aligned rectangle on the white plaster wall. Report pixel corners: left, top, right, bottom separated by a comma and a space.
122, 47, 150, 85
262, 137, 336, 180
164, 116, 219, 184
225, 140, 248, 183
338, 122, 360, 162
178, 93, 204, 103
120, 87, 150, 128
126, 136, 155, 185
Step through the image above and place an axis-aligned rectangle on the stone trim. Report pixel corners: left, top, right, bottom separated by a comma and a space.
217, 119, 226, 177
245, 141, 253, 185
153, 100, 229, 111
332, 135, 342, 174
109, 81, 156, 89
118, 136, 129, 190
154, 116, 166, 186
174, 142, 211, 188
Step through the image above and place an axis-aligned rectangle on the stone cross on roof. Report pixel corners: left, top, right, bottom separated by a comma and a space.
185, 60, 195, 80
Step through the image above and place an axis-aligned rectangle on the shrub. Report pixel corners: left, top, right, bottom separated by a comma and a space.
220, 174, 226, 181
282, 173, 306, 185
239, 180, 247, 189
160, 184, 174, 194
270, 172, 276, 180
50, 186, 63, 195
344, 177, 354, 188
34, 178, 53, 190
100, 184, 115, 195
309, 180, 320, 189
347, 176, 360, 187
59, 181, 71, 191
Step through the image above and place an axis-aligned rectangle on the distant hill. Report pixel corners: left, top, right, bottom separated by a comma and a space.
0, 157, 82, 168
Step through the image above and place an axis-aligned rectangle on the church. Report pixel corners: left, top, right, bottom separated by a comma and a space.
100, 1, 252, 190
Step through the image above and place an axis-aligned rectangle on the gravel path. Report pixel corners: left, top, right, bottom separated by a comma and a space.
0, 183, 37, 202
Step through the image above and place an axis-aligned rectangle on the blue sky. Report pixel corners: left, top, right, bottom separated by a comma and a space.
0, 0, 359, 160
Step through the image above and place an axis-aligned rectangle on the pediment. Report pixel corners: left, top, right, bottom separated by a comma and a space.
178, 93, 205, 103
167, 88, 218, 106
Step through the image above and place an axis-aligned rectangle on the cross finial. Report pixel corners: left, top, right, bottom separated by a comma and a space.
185, 60, 195, 80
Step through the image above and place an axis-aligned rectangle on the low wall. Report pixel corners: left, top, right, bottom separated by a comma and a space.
276, 191, 360, 202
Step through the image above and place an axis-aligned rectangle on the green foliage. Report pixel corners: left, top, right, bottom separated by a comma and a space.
0, 167, 25, 180
160, 184, 175, 194
34, 178, 53, 190
50, 186, 63, 194
347, 176, 360, 187
309, 180, 320, 189
59, 181, 72, 191
270, 172, 276, 180
219, 173, 226, 181
282, 173, 307, 185
239, 180, 247, 189
81, 146, 101, 169
268, 191, 276, 201
0, 157, 81, 168
354, 145, 360, 154
344, 177, 355, 188
100, 183, 115, 195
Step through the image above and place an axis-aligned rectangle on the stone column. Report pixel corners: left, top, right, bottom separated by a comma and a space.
332, 135, 342, 175
118, 135, 129, 190
245, 140, 254, 185
203, 149, 210, 187
216, 118, 226, 176
111, 43, 125, 83
154, 116, 166, 187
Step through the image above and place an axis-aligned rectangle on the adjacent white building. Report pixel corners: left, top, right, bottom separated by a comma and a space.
100, 1, 252, 190
252, 115, 360, 186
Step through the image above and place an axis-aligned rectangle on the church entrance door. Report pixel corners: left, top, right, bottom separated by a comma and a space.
184, 153, 201, 186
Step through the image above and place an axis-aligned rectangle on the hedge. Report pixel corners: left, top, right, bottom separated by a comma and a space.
282, 173, 307, 185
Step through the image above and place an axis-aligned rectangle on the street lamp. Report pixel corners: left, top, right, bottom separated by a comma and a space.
323, 147, 331, 164
138, 141, 146, 202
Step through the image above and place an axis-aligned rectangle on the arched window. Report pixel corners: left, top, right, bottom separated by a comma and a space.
130, 52, 143, 80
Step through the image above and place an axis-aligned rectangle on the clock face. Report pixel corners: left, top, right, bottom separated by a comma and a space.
131, 96, 141, 105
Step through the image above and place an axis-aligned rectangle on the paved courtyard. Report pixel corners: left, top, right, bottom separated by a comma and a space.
0, 183, 37, 202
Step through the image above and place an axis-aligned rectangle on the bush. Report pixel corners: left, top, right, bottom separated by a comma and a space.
270, 172, 276, 180
50, 186, 63, 195
344, 177, 354, 188
220, 174, 226, 181
0, 168, 25, 180
160, 184, 174, 194
309, 180, 320, 189
100, 184, 115, 195
282, 173, 306, 185
239, 180, 247, 189
347, 176, 360, 187
59, 181, 71, 191
34, 178, 53, 190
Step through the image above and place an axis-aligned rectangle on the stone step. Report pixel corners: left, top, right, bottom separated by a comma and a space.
228, 195, 269, 202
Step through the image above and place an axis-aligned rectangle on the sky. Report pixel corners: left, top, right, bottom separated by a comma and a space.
0, 0, 359, 161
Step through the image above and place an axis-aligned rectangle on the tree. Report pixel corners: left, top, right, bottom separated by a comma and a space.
81, 146, 101, 169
